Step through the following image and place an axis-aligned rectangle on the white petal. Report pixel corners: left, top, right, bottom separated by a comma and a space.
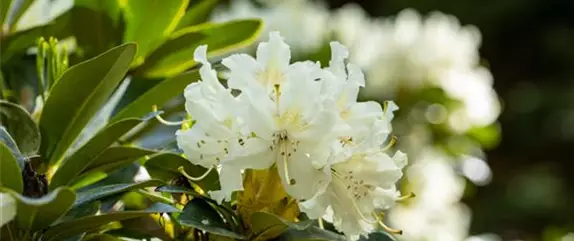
221, 53, 261, 93
224, 138, 275, 169
256, 31, 291, 72
209, 165, 243, 203
0, 193, 16, 228
277, 151, 330, 200
328, 41, 349, 78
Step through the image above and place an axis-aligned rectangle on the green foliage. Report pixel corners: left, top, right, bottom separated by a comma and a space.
134, 19, 262, 78
39, 43, 137, 165
0, 100, 39, 156
5, 187, 75, 233
0, 142, 23, 193
178, 198, 245, 239
121, 0, 190, 66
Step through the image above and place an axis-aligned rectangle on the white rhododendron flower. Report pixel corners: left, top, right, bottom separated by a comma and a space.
176, 32, 407, 240
333, 6, 500, 131
389, 149, 470, 241
0, 193, 16, 228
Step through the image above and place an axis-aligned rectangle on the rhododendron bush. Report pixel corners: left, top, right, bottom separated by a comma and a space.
0, 0, 505, 241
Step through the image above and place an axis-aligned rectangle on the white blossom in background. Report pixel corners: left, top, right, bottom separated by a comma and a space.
177, 32, 407, 240
0, 193, 16, 228
332, 6, 500, 132
389, 149, 471, 241
211, 0, 330, 54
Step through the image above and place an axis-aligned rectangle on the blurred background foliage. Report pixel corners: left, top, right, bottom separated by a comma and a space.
326, 0, 574, 240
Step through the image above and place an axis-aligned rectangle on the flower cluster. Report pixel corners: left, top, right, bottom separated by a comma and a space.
176, 32, 407, 240
333, 7, 500, 131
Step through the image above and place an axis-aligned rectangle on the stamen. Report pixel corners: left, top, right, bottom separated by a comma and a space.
152, 105, 187, 126
178, 166, 214, 181
381, 136, 397, 152
373, 212, 402, 235
397, 192, 416, 202
281, 141, 296, 185
318, 218, 324, 229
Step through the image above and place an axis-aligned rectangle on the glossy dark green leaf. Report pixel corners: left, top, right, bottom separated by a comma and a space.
111, 70, 199, 122
144, 152, 220, 191
49, 118, 142, 190
178, 198, 245, 239
358, 232, 397, 241
3, 187, 75, 232
250, 212, 314, 241
83, 234, 124, 241
56, 201, 101, 225
71, 0, 123, 58
0, 142, 23, 193
0, 127, 25, 168
134, 19, 263, 78
154, 185, 202, 197
175, 0, 220, 29
114, 216, 174, 240
73, 179, 164, 207
121, 0, 190, 66
78, 146, 155, 177
39, 43, 136, 165
275, 226, 346, 241
42, 202, 179, 241
0, 100, 40, 156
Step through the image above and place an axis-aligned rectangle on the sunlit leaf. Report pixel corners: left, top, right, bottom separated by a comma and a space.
39, 43, 136, 165
111, 70, 199, 122
120, 0, 190, 65
42, 203, 179, 241
133, 19, 263, 78
175, 0, 220, 29
49, 118, 143, 190
73, 179, 164, 207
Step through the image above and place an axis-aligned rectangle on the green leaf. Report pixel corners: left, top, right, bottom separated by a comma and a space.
175, 0, 220, 29
0, 142, 23, 193
111, 70, 199, 122
71, 0, 123, 58
121, 0, 190, 66
144, 152, 220, 191
358, 232, 396, 241
42, 202, 179, 241
178, 198, 246, 239
3, 0, 34, 32
275, 226, 346, 241
1, 15, 71, 64
73, 179, 164, 207
0, 126, 26, 167
133, 19, 263, 78
250, 212, 314, 241
83, 234, 124, 241
39, 43, 136, 165
56, 201, 101, 225
77, 146, 155, 178
155, 185, 202, 197
3, 187, 75, 232
49, 118, 143, 190
0, 100, 40, 156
